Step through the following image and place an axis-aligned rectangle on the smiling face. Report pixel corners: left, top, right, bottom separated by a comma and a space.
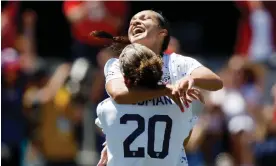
128, 10, 167, 54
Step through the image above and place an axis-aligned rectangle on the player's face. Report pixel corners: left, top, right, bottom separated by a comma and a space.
128, 10, 164, 50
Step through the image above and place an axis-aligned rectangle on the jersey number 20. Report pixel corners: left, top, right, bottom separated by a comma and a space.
120, 114, 172, 159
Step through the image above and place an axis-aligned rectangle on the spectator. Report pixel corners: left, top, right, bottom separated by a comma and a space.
62, 3, 129, 161
16, 9, 43, 75
254, 84, 276, 166
63, 1, 129, 68
23, 58, 95, 166
1, 1, 20, 50
206, 64, 256, 166
2, 6, 48, 165
1, 48, 28, 166
228, 56, 266, 108
234, 1, 276, 106
235, 1, 276, 62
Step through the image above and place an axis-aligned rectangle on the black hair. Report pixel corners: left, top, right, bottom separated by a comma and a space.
154, 10, 171, 55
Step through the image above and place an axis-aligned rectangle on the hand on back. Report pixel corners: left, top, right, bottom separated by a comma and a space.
166, 76, 205, 112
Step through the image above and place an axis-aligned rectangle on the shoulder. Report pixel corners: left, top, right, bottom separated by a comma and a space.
171, 53, 203, 68
97, 98, 113, 116
168, 53, 203, 76
104, 58, 119, 73
104, 58, 123, 81
105, 58, 119, 67
163, 53, 196, 63
170, 53, 199, 62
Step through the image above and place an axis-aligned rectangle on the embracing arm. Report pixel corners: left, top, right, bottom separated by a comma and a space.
104, 58, 169, 104
178, 55, 223, 91
106, 78, 168, 104
190, 66, 223, 91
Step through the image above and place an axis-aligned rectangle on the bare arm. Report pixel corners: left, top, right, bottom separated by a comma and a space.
38, 63, 71, 102
190, 66, 223, 91
24, 63, 71, 106
183, 129, 193, 148
185, 124, 206, 152
172, 56, 223, 98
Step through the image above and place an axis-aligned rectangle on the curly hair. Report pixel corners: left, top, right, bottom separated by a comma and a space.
119, 43, 163, 89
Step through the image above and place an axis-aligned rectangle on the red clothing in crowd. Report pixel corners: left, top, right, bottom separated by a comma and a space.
63, 1, 128, 46
1, 2, 20, 50
235, 1, 276, 56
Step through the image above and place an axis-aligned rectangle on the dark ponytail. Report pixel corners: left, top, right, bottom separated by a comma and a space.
90, 31, 130, 57
90, 31, 130, 44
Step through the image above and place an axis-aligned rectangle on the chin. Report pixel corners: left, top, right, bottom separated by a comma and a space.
131, 36, 141, 42
132, 38, 147, 46
131, 33, 147, 43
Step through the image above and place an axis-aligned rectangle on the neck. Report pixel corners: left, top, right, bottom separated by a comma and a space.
151, 45, 161, 56
137, 41, 162, 56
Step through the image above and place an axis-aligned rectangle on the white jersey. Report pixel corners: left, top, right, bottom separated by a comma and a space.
96, 97, 194, 166
105, 53, 202, 86
102, 53, 203, 166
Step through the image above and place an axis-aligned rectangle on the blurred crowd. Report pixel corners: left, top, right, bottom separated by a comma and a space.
1, 1, 276, 166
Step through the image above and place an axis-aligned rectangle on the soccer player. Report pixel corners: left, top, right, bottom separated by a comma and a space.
91, 10, 222, 110
91, 9, 222, 165
96, 43, 203, 166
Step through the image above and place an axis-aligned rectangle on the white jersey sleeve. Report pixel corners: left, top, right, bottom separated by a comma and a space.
104, 58, 123, 83
173, 53, 203, 76
95, 101, 105, 133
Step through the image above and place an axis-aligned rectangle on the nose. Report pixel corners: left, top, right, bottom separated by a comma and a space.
132, 20, 142, 27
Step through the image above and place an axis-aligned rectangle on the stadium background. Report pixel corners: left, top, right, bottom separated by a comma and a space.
2, 1, 276, 166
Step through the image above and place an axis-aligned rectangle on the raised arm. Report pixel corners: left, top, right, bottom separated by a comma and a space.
191, 66, 223, 91
24, 63, 71, 107
105, 59, 168, 104
177, 56, 223, 92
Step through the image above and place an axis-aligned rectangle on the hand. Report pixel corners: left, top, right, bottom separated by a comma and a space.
97, 142, 108, 166
179, 88, 205, 108
186, 88, 205, 104
166, 84, 185, 112
172, 75, 194, 96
